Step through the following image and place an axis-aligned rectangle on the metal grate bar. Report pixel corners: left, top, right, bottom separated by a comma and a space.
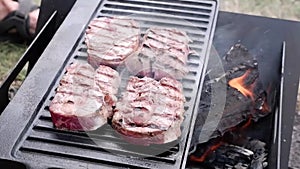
19, 147, 148, 169
34, 114, 180, 158
99, 13, 209, 30
20, 139, 176, 169
33, 125, 122, 143
100, 8, 211, 23
24, 133, 177, 163
104, 2, 212, 18
107, 0, 214, 10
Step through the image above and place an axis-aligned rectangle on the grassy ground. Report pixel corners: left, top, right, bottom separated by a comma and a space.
220, 0, 300, 21
0, 0, 40, 84
0, 41, 27, 82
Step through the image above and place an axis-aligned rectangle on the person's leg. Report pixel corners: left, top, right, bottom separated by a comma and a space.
0, 0, 39, 35
28, 6, 39, 34
0, 0, 18, 21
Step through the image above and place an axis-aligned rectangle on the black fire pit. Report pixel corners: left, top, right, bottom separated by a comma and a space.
186, 12, 300, 169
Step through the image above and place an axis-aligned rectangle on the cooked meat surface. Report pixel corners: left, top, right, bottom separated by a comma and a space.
112, 76, 185, 145
126, 27, 191, 80
85, 17, 141, 68
49, 62, 120, 131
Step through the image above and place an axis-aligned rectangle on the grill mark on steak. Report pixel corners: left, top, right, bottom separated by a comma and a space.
49, 62, 120, 131
144, 36, 189, 65
160, 77, 183, 91
87, 25, 140, 38
56, 84, 103, 99
147, 30, 187, 47
85, 17, 140, 68
155, 53, 188, 71
65, 63, 95, 79
140, 45, 187, 69
112, 76, 185, 145
50, 92, 103, 107
126, 27, 191, 80
124, 90, 184, 110
88, 48, 137, 60
124, 78, 185, 105
149, 27, 192, 44
60, 74, 94, 87
86, 37, 139, 52
146, 30, 190, 61
95, 65, 121, 96
90, 17, 140, 29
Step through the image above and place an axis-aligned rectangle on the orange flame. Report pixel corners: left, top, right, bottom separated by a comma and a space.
190, 142, 223, 162
228, 70, 254, 100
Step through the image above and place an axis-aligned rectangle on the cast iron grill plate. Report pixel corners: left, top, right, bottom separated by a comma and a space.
11, 0, 218, 168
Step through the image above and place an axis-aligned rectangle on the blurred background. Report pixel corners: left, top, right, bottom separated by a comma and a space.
0, 0, 299, 168
221, 0, 300, 21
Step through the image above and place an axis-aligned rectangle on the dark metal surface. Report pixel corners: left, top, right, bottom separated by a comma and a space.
211, 11, 300, 169
0, 0, 218, 169
274, 41, 286, 169
36, 0, 76, 33
186, 12, 300, 169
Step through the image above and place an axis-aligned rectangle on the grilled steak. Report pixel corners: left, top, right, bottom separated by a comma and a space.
49, 62, 120, 131
85, 17, 141, 68
112, 76, 185, 145
126, 27, 191, 80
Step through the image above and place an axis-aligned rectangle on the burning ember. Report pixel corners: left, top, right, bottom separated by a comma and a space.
190, 141, 223, 163
228, 69, 255, 100
188, 44, 274, 168
188, 120, 269, 169
189, 136, 268, 169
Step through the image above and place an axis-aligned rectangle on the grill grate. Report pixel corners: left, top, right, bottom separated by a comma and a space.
13, 0, 218, 168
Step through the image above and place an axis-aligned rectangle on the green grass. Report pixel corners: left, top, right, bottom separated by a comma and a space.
0, 41, 27, 82
220, 0, 300, 21
0, 0, 41, 84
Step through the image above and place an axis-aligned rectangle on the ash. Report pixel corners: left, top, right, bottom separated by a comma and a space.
188, 134, 269, 169
209, 139, 268, 169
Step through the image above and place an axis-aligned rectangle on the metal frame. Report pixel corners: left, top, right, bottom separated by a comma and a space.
212, 12, 300, 169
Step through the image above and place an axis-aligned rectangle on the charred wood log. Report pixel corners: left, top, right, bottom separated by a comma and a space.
192, 44, 272, 146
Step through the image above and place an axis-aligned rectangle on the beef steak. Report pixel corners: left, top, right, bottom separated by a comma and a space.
126, 27, 191, 80
85, 17, 141, 68
112, 76, 185, 145
49, 62, 120, 131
